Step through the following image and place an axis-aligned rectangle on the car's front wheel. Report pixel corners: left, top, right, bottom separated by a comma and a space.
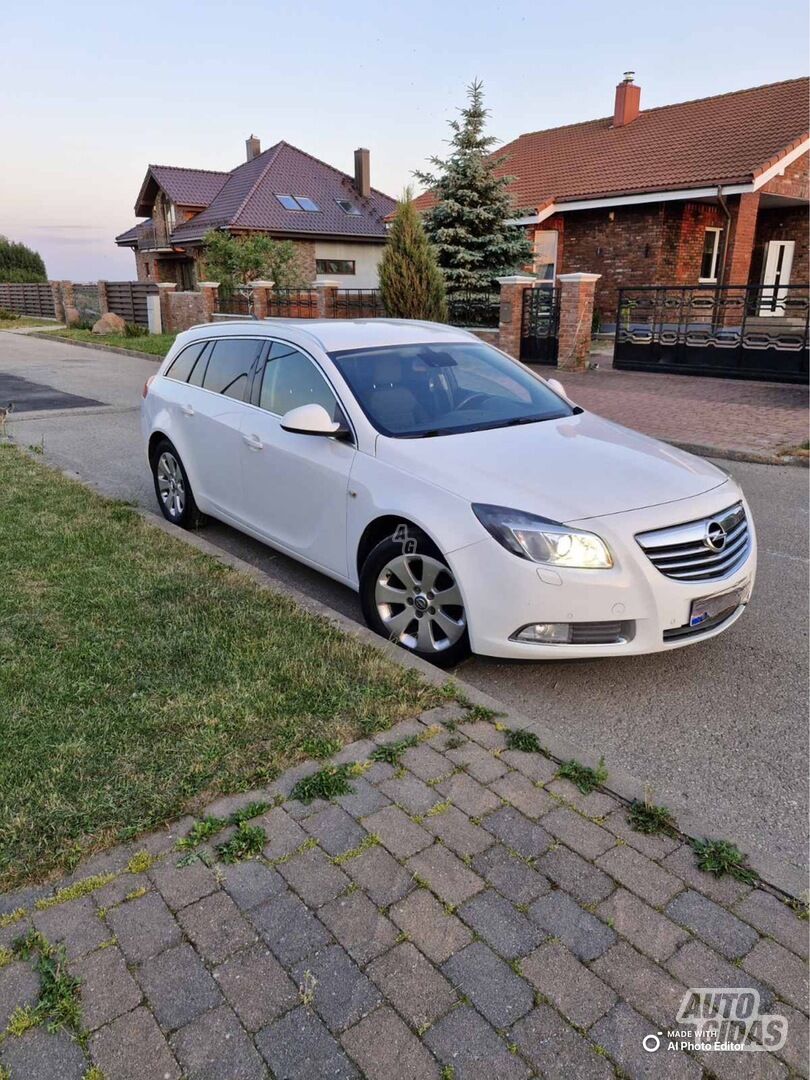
151, 438, 204, 529
360, 527, 471, 668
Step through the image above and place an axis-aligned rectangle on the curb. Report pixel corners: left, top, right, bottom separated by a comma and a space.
27, 331, 164, 363
117, 496, 806, 901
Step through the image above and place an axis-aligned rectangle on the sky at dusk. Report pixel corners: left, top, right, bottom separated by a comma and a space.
3, 0, 808, 280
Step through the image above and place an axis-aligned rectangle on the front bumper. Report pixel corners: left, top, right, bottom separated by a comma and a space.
449, 487, 757, 659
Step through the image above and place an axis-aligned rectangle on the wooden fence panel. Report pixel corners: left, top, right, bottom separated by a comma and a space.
105, 281, 158, 326
0, 283, 56, 319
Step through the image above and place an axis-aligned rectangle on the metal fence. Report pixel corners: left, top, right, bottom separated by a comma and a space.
447, 290, 500, 329
268, 289, 318, 318
216, 288, 253, 318
614, 284, 809, 383
0, 282, 56, 319
329, 289, 385, 319
105, 281, 158, 326
520, 286, 559, 364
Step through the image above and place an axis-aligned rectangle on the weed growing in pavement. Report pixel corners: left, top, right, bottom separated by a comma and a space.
370, 736, 418, 766
788, 895, 809, 920
505, 728, 546, 755
217, 821, 266, 864
34, 873, 117, 911
9, 929, 83, 1040
177, 801, 270, 852
627, 799, 678, 837
691, 838, 759, 884
557, 756, 607, 794
125, 850, 154, 874
290, 764, 355, 804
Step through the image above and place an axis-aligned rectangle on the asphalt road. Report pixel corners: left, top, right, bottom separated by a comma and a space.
3, 331, 808, 873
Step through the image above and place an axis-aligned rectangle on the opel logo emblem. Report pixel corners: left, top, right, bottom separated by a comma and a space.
705, 521, 727, 551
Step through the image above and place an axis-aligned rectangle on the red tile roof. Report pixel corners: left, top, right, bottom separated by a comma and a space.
170, 142, 395, 242
414, 78, 809, 214
147, 165, 230, 208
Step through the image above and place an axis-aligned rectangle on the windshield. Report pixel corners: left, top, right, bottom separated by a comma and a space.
330, 342, 574, 437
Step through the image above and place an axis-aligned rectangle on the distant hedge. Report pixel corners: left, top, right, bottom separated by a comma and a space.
0, 235, 47, 283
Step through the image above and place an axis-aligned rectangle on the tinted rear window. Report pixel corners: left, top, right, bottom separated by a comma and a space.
165, 341, 206, 382
201, 338, 262, 400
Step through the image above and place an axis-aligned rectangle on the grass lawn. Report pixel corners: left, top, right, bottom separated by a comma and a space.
40, 328, 177, 357
0, 316, 61, 330
0, 446, 444, 890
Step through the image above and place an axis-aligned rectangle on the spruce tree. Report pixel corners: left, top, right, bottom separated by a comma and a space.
0, 236, 47, 283
379, 189, 447, 321
415, 80, 532, 297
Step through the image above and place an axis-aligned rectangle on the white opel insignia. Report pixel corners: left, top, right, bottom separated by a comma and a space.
142, 319, 756, 667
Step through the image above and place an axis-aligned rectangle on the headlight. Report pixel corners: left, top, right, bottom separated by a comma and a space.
472, 503, 613, 569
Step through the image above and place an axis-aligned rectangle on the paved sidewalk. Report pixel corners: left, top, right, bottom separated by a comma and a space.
1, 706, 806, 1080
561, 358, 808, 460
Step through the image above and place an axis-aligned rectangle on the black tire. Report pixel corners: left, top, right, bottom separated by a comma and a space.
150, 438, 204, 529
360, 526, 471, 668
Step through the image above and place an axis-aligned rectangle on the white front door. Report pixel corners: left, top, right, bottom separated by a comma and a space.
759, 240, 795, 316
239, 340, 355, 578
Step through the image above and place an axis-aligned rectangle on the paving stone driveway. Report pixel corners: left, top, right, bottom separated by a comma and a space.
0, 705, 807, 1079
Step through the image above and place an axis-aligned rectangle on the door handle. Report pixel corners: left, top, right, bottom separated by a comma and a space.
243, 433, 263, 451
181, 404, 195, 417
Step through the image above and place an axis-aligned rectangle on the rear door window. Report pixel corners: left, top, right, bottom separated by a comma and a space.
201, 338, 262, 400
165, 341, 206, 382
259, 342, 342, 419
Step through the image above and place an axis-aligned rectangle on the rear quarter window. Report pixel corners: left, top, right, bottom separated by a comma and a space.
165, 341, 207, 382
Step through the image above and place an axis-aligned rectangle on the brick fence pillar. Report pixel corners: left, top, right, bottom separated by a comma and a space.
314, 280, 339, 319
50, 281, 65, 323
250, 280, 274, 320
556, 272, 601, 372
157, 282, 177, 332
97, 280, 110, 315
60, 280, 79, 326
198, 282, 219, 322
495, 275, 535, 358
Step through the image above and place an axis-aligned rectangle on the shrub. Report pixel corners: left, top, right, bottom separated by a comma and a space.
0, 236, 47, 283
379, 189, 447, 321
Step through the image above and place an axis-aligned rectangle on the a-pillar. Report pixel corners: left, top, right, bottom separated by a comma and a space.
556, 272, 601, 372
250, 280, 274, 320
314, 280, 339, 319
198, 282, 219, 322
495, 275, 536, 359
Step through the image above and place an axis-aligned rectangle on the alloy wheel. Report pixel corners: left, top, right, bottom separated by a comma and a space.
156, 451, 185, 519
374, 553, 466, 654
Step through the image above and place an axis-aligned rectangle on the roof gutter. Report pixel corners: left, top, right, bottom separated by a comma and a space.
507, 183, 757, 225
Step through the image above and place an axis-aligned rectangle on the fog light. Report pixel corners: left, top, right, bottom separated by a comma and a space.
513, 622, 571, 643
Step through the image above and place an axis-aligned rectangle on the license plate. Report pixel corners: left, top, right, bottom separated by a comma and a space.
689, 585, 748, 627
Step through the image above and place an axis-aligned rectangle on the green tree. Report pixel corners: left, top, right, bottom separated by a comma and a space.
0, 236, 47, 283
415, 80, 532, 296
201, 231, 308, 296
379, 188, 447, 321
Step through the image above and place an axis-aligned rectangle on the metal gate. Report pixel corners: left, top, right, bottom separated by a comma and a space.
614, 284, 809, 384
520, 286, 559, 364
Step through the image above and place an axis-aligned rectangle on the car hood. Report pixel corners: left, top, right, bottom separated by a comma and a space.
375, 411, 728, 522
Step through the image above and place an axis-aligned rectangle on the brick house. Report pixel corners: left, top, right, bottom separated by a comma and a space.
415, 76, 809, 326
116, 139, 396, 289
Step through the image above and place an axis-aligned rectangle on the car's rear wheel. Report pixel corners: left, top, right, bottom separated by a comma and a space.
360, 527, 471, 668
151, 438, 203, 529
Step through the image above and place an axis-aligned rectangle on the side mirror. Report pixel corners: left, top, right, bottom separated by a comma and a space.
546, 378, 567, 398
280, 403, 348, 438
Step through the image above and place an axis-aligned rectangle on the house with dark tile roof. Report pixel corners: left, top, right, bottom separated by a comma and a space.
116, 139, 396, 289
414, 75, 809, 324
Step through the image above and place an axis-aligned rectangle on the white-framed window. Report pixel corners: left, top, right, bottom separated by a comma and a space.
699, 227, 723, 282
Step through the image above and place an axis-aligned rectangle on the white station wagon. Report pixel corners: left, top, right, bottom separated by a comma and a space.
142, 319, 756, 666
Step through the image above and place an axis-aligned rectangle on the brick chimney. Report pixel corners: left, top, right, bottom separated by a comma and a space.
613, 72, 641, 128
354, 148, 370, 199
246, 134, 261, 161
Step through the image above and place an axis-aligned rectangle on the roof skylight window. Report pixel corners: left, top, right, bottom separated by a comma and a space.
274, 194, 321, 212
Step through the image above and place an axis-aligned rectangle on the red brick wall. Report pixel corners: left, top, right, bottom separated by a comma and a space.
548, 201, 727, 323
761, 151, 809, 201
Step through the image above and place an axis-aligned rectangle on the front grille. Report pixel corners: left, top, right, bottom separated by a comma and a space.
636, 502, 750, 583
569, 621, 635, 645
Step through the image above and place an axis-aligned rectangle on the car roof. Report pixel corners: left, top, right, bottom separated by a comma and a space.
173, 318, 479, 354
